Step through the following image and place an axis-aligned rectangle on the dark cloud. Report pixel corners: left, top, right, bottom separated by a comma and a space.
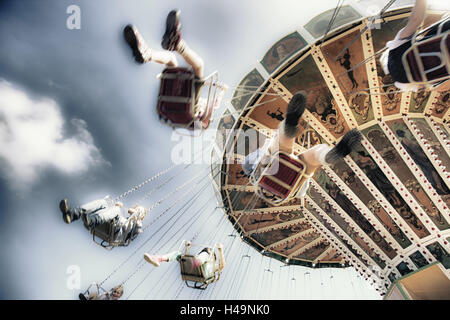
0, 0, 184, 299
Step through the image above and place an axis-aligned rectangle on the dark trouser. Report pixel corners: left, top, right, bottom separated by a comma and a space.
389, 18, 450, 83
422, 17, 450, 39
281, 120, 299, 139
68, 198, 118, 230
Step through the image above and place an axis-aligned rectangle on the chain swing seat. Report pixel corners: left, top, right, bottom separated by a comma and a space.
90, 205, 143, 250
78, 283, 108, 300
178, 241, 222, 290
157, 67, 222, 134
402, 17, 450, 87
248, 127, 315, 206
250, 150, 308, 206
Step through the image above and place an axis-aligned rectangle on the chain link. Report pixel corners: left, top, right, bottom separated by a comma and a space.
114, 164, 178, 202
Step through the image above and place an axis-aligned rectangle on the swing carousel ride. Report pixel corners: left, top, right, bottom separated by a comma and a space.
211, 0, 450, 298
82, 0, 450, 300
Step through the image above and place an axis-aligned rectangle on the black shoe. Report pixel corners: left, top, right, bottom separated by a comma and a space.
285, 91, 307, 127
79, 293, 88, 301
161, 10, 181, 51
59, 199, 72, 224
124, 24, 146, 63
325, 128, 362, 163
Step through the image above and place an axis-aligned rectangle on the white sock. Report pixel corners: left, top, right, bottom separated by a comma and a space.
177, 39, 187, 54
316, 145, 333, 165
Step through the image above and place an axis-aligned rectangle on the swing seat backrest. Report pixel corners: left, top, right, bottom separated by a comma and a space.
403, 31, 450, 84
80, 283, 107, 300
91, 222, 115, 249
179, 254, 216, 289
194, 71, 221, 131
91, 212, 139, 249
256, 152, 307, 206
179, 254, 205, 280
157, 67, 196, 128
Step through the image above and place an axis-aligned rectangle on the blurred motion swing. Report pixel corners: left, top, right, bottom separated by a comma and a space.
249, 126, 313, 206
157, 67, 227, 134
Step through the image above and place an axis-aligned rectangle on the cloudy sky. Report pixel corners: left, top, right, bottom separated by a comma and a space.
0, 0, 425, 299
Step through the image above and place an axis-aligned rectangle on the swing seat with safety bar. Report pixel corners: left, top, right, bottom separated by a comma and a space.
79, 283, 108, 300
250, 150, 308, 207
90, 209, 141, 250
402, 18, 450, 86
157, 67, 221, 133
178, 241, 221, 290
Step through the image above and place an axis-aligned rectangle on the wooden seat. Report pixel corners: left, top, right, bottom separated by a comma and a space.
251, 151, 307, 206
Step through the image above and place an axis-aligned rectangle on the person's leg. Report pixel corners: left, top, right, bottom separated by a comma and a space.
144, 251, 181, 267
59, 198, 108, 224
60, 199, 77, 224
124, 24, 178, 66
161, 10, 204, 78
299, 144, 332, 170
86, 206, 121, 230
270, 92, 306, 154
177, 42, 204, 78
151, 50, 178, 67
300, 129, 362, 168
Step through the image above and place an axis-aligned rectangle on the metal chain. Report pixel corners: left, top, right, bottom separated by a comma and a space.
142, 170, 207, 231
114, 164, 178, 202
99, 169, 209, 286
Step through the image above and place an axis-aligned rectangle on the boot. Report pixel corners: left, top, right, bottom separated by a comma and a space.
284, 91, 307, 137
161, 10, 181, 51
321, 128, 362, 164
123, 24, 152, 63
144, 253, 163, 267
59, 199, 72, 224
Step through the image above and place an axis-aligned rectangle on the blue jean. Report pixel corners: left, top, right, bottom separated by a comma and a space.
70, 198, 120, 230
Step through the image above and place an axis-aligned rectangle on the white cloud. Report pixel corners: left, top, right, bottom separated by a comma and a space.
0, 80, 108, 188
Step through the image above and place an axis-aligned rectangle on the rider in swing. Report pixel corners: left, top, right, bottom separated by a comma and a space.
124, 9, 227, 123
143, 241, 225, 275
242, 91, 362, 199
78, 284, 124, 301
379, 0, 449, 92
59, 197, 147, 245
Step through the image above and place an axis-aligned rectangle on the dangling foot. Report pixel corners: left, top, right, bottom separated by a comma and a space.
59, 199, 72, 224
286, 91, 306, 125
79, 293, 88, 301
144, 253, 163, 267
283, 91, 307, 137
82, 213, 91, 229
123, 24, 152, 63
324, 128, 362, 163
161, 10, 181, 51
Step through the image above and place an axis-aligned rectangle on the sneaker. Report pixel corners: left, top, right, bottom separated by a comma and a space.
123, 24, 151, 63
59, 199, 71, 224
82, 213, 90, 228
79, 293, 88, 301
161, 10, 181, 51
285, 91, 307, 127
325, 128, 362, 163
144, 253, 161, 267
